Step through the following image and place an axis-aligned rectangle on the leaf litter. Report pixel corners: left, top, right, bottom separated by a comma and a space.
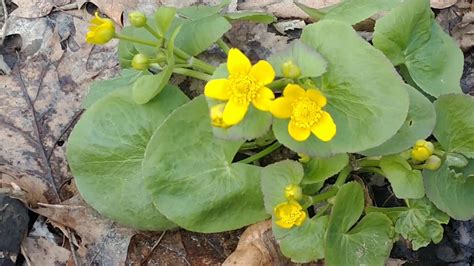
0, 0, 472, 264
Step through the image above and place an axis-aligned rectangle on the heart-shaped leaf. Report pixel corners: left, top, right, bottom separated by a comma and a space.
302, 153, 348, 184
273, 20, 409, 157
325, 182, 394, 266
143, 96, 268, 232
67, 85, 188, 230
380, 155, 425, 199
132, 68, 173, 105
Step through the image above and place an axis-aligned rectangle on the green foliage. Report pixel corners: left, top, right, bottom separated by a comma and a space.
361, 85, 436, 156
296, 0, 403, 25
326, 182, 394, 266
373, 0, 463, 97
143, 97, 268, 232
224, 11, 276, 24
424, 161, 474, 220
208, 64, 273, 140
301, 153, 349, 184
268, 40, 327, 78
273, 20, 409, 157
273, 216, 328, 263
368, 197, 450, 250
83, 69, 143, 108
132, 68, 173, 104
118, 26, 139, 68
67, 86, 188, 230
379, 155, 425, 199
434, 94, 474, 159
155, 6, 176, 36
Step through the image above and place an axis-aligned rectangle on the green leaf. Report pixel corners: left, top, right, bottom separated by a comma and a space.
424, 160, 474, 220
273, 216, 328, 263
261, 160, 304, 213
177, 0, 229, 20
143, 96, 268, 232
299, 0, 403, 25
83, 69, 143, 109
379, 155, 425, 199
301, 153, 348, 184
433, 94, 474, 159
132, 68, 173, 104
67, 86, 189, 230
367, 197, 449, 250
155, 6, 176, 36
208, 64, 273, 140
361, 85, 436, 156
131, 17, 161, 57
326, 182, 394, 266
273, 20, 409, 157
373, 0, 463, 97
224, 11, 276, 24
175, 14, 232, 56
267, 40, 327, 79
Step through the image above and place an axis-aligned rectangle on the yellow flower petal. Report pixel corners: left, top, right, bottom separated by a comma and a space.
306, 89, 327, 107
288, 120, 311, 141
249, 60, 275, 85
227, 48, 251, 75
275, 219, 293, 229
269, 97, 294, 119
204, 79, 230, 100
283, 84, 305, 99
311, 111, 336, 142
223, 100, 249, 125
252, 87, 275, 111
295, 211, 306, 226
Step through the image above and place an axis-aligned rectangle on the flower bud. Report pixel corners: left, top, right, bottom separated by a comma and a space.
129, 11, 147, 28
411, 139, 434, 162
281, 60, 301, 79
284, 184, 303, 201
297, 153, 310, 163
132, 54, 150, 70
210, 103, 230, 128
423, 155, 441, 171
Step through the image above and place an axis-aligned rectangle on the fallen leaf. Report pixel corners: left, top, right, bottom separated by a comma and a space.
77, 0, 138, 24
430, 0, 457, 9
11, 0, 70, 18
21, 236, 71, 266
32, 195, 134, 264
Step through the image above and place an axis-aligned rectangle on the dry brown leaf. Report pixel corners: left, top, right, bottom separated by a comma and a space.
77, 0, 138, 24
430, 0, 458, 9
11, 0, 70, 18
32, 195, 134, 264
21, 236, 71, 266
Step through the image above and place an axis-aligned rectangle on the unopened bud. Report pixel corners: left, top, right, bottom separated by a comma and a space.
411, 139, 434, 162
210, 103, 230, 128
129, 11, 147, 27
423, 155, 441, 171
281, 60, 301, 79
297, 153, 310, 163
132, 54, 150, 70
284, 184, 303, 201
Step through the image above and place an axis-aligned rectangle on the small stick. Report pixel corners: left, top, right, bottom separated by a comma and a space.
140, 231, 167, 265
67, 228, 80, 266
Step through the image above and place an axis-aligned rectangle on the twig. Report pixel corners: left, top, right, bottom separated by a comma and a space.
17, 64, 61, 203
47, 109, 84, 160
67, 228, 80, 266
140, 231, 167, 266
0, 0, 7, 46
0, 203, 9, 212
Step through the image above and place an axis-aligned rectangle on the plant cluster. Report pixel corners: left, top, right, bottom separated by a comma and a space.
68, 0, 473, 264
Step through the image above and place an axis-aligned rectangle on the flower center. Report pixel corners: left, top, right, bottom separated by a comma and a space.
291, 97, 322, 129
228, 74, 258, 105
281, 207, 302, 224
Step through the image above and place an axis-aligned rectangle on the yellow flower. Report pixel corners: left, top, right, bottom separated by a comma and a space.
274, 200, 307, 229
297, 153, 310, 163
86, 12, 115, 45
411, 139, 434, 161
284, 184, 303, 201
209, 103, 231, 128
204, 48, 276, 126
270, 84, 336, 142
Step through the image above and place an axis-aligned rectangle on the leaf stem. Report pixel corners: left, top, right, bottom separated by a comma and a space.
172, 67, 212, 81
267, 78, 291, 91
238, 142, 282, 164
173, 47, 216, 74
144, 24, 163, 39
216, 38, 230, 54
311, 187, 338, 204
114, 33, 158, 47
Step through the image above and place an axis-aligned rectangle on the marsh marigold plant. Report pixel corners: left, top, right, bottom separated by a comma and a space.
204, 48, 276, 126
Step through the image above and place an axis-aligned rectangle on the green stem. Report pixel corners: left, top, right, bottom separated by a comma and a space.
174, 47, 191, 60
114, 33, 158, 47
189, 57, 216, 74
144, 24, 162, 39
238, 142, 282, 164
335, 165, 352, 187
358, 166, 385, 176
356, 158, 381, 168
311, 187, 338, 204
216, 38, 230, 54
267, 78, 290, 91
172, 68, 212, 81
239, 139, 276, 151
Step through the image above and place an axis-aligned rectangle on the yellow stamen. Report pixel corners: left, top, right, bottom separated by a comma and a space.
291, 97, 322, 129
228, 74, 259, 105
